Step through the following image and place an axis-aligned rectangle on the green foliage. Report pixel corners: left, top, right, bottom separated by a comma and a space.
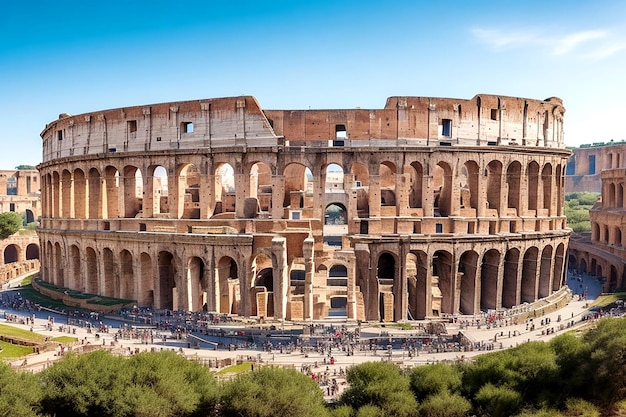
474, 383, 522, 417
565, 192, 599, 206
39, 350, 218, 417
219, 366, 328, 417
515, 408, 564, 417
562, 398, 600, 417
339, 362, 417, 417
328, 405, 354, 417
409, 363, 462, 401
564, 192, 597, 232
0, 362, 42, 417
15, 165, 36, 170
417, 391, 472, 417
0, 212, 23, 239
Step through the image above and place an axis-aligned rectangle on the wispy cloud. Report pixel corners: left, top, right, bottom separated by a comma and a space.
472, 27, 626, 61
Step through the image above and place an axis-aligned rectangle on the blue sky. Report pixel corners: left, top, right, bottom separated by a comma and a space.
2, 0, 626, 169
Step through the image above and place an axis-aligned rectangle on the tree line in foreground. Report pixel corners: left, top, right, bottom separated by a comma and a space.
2, 317, 626, 417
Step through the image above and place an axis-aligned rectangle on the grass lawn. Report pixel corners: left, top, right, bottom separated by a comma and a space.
0, 324, 45, 342
590, 292, 626, 308
0, 341, 33, 359
216, 362, 253, 375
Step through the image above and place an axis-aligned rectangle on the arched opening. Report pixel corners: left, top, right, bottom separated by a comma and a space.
609, 183, 616, 208
120, 249, 134, 300
433, 162, 452, 217
187, 256, 206, 312
486, 160, 503, 214
553, 243, 565, 292
406, 251, 427, 320
3, 244, 18, 264
85, 247, 98, 294
73, 169, 87, 219
328, 264, 348, 286
527, 162, 539, 212
178, 163, 200, 219
54, 242, 64, 287
123, 166, 143, 218
104, 166, 120, 218
140, 253, 154, 306
609, 265, 619, 292
103, 248, 115, 297
251, 253, 274, 317
408, 162, 423, 209
379, 162, 396, 207
283, 163, 312, 211
480, 249, 500, 311
351, 162, 370, 219
218, 256, 239, 314
70, 245, 82, 291
541, 164, 553, 211
459, 251, 478, 315
157, 251, 175, 310
460, 161, 479, 213
88, 167, 102, 219
502, 248, 520, 308
213, 163, 235, 215
433, 250, 453, 316
616, 228, 623, 246
25, 243, 39, 260
377, 252, 396, 321
152, 166, 168, 216
25, 209, 35, 224
506, 161, 522, 214
325, 203, 347, 225
250, 161, 273, 214
521, 247, 539, 303
327, 263, 348, 318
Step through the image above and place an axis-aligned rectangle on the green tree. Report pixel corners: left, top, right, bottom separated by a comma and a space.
339, 362, 417, 417
409, 363, 462, 401
219, 367, 328, 417
0, 212, 22, 239
417, 391, 472, 417
39, 350, 217, 417
0, 362, 42, 417
474, 383, 522, 417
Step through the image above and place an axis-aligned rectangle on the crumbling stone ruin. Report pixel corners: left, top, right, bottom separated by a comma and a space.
37, 94, 571, 321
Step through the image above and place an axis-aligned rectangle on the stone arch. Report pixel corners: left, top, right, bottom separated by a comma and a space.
139, 252, 154, 306
52, 171, 61, 217
251, 252, 273, 317
283, 163, 311, 209
26, 243, 39, 260
69, 245, 82, 291
327, 264, 349, 317
502, 248, 520, 308
104, 166, 120, 218
73, 168, 87, 219
541, 163, 553, 211
506, 161, 522, 214
351, 162, 370, 217
85, 247, 98, 294
486, 160, 503, 214
433, 162, 452, 217
379, 161, 396, 207
460, 160, 479, 212
54, 242, 64, 287
187, 256, 206, 312
608, 183, 616, 208
250, 161, 273, 214
377, 251, 396, 321
521, 247, 539, 303
88, 167, 102, 219
406, 250, 427, 320
408, 161, 423, 209
433, 250, 454, 316
459, 250, 478, 315
619, 183, 624, 208
178, 163, 200, 219
218, 256, 239, 314
103, 248, 115, 297
325, 202, 347, 225
119, 249, 134, 300
609, 265, 619, 291
213, 162, 235, 215
527, 161, 539, 212
553, 243, 565, 292
25, 209, 35, 224
616, 227, 623, 246
157, 251, 175, 310
3, 244, 18, 264
539, 245, 554, 298
592, 222, 600, 242
480, 249, 501, 311
124, 165, 143, 218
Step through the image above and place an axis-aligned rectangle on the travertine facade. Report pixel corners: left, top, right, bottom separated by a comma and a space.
565, 141, 626, 194
570, 166, 626, 291
38, 94, 571, 321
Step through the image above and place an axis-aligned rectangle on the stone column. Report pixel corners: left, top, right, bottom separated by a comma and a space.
271, 175, 285, 219
368, 175, 381, 217
303, 234, 315, 320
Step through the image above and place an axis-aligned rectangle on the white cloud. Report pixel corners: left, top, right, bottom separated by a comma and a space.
472, 27, 626, 61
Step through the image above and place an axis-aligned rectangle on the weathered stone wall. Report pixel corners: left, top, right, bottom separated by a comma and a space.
38, 94, 571, 322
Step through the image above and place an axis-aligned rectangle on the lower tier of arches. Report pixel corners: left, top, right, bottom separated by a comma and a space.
38, 230, 570, 322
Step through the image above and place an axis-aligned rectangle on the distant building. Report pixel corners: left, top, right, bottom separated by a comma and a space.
565, 141, 626, 194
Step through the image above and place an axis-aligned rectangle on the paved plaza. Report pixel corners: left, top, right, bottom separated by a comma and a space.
0, 270, 610, 400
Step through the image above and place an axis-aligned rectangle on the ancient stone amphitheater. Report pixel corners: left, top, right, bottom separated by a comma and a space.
37, 94, 571, 322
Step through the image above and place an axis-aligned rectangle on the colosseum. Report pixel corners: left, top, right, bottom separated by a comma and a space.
37, 94, 571, 322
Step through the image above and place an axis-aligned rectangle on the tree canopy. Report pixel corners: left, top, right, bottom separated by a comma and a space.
0, 212, 22, 239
